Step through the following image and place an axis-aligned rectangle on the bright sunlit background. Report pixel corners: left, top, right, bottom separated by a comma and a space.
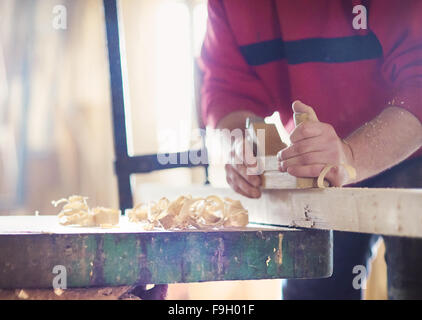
156, 2, 195, 153
155, 1, 207, 153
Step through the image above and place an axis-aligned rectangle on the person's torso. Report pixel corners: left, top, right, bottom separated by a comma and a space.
222, 0, 390, 137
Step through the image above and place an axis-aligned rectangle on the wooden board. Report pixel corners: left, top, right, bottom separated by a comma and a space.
252, 188, 422, 238
258, 155, 328, 189
258, 156, 326, 188
0, 216, 332, 289
262, 171, 323, 189
136, 184, 422, 238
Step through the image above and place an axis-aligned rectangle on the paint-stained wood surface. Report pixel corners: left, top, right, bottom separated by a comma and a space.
0, 216, 332, 289
0, 286, 140, 300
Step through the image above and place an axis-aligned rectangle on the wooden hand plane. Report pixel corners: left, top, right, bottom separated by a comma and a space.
245, 110, 328, 189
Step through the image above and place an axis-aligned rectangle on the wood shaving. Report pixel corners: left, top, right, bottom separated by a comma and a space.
127, 195, 249, 230
54, 288, 64, 296
52, 196, 120, 227
53, 194, 248, 230
17, 289, 29, 299
317, 163, 357, 188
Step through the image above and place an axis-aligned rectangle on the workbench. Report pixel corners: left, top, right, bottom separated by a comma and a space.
0, 216, 332, 291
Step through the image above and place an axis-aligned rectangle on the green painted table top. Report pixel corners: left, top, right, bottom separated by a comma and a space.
0, 216, 332, 289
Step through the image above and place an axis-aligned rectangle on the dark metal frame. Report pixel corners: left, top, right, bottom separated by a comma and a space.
103, 0, 209, 213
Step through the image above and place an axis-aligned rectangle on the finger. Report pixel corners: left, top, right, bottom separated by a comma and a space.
226, 171, 254, 197
233, 141, 262, 177
286, 164, 326, 178
290, 121, 325, 143
234, 163, 261, 187
292, 100, 319, 122
279, 151, 333, 171
278, 135, 327, 160
287, 165, 341, 187
226, 165, 261, 198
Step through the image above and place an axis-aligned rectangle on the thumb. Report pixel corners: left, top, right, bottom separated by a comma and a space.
292, 100, 319, 122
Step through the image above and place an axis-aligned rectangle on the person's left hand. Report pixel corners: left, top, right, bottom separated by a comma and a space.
277, 100, 355, 187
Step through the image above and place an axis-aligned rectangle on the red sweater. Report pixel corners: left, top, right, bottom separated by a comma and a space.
199, 0, 422, 157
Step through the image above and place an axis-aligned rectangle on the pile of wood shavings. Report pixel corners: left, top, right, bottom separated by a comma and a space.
52, 195, 120, 227
127, 195, 249, 230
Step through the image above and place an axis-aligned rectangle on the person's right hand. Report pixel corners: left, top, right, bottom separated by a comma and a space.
225, 136, 262, 198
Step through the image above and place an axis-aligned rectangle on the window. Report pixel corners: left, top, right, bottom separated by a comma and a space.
122, 0, 208, 156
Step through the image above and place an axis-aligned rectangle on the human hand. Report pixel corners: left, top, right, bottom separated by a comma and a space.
277, 100, 355, 187
225, 136, 262, 198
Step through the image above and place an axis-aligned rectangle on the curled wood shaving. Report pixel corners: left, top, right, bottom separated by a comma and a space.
17, 289, 29, 300
317, 163, 357, 188
52, 195, 93, 226
127, 195, 249, 230
52, 196, 120, 227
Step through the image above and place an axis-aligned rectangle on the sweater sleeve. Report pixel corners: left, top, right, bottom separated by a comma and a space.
371, 0, 422, 122
198, 0, 273, 128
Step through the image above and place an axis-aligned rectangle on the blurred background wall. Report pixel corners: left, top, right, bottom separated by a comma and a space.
0, 0, 116, 213
0, 0, 386, 299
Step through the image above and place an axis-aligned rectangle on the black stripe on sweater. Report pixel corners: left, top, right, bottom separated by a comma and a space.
239, 32, 383, 66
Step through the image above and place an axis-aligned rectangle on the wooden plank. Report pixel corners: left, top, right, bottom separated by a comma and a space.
258, 155, 279, 172
0, 216, 332, 289
136, 184, 422, 238
259, 156, 329, 188
249, 188, 422, 238
262, 171, 325, 189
